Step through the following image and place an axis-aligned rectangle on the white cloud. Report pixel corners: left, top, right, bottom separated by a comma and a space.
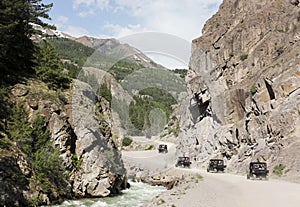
73, 0, 95, 8
57, 16, 69, 24
109, 0, 223, 41
96, 0, 110, 10
71, 0, 222, 40
104, 23, 147, 37
78, 9, 95, 17
65, 1, 223, 46
73, 0, 110, 17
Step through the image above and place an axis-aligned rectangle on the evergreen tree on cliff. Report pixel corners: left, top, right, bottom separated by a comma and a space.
0, 0, 53, 82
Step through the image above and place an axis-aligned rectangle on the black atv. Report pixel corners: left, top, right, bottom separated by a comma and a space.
207, 159, 226, 173
247, 162, 269, 180
158, 144, 168, 153
175, 156, 191, 168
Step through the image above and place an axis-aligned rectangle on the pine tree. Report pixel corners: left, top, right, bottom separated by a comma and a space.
31, 114, 68, 194
35, 42, 71, 89
0, 0, 53, 80
6, 104, 33, 155
31, 114, 51, 153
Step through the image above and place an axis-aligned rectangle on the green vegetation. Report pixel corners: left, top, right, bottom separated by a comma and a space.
122, 136, 133, 147
50, 41, 181, 136
49, 38, 149, 82
72, 154, 83, 170
62, 61, 82, 79
229, 52, 234, 58
99, 84, 112, 104
79, 74, 112, 105
250, 84, 257, 94
0, 137, 11, 149
273, 164, 286, 177
108, 60, 143, 82
0, 86, 10, 136
6, 104, 33, 155
48, 38, 95, 67
145, 145, 155, 150
6, 110, 68, 196
129, 87, 176, 132
27, 85, 63, 106
277, 29, 285, 33
0, 1, 74, 205
0, 0, 54, 82
35, 41, 71, 90
240, 54, 248, 61
191, 173, 203, 183
173, 69, 188, 79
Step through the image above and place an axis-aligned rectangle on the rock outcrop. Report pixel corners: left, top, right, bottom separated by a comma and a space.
0, 145, 31, 207
0, 79, 128, 206
177, 0, 300, 179
70, 79, 127, 197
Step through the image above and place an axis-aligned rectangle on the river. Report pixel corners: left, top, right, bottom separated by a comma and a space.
48, 181, 165, 207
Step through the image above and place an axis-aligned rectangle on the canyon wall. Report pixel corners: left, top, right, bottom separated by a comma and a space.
178, 0, 300, 179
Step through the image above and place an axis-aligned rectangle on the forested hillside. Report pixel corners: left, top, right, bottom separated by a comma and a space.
48, 37, 187, 136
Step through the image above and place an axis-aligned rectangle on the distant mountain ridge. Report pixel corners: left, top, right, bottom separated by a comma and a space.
33, 24, 165, 70
73, 35, 165, 69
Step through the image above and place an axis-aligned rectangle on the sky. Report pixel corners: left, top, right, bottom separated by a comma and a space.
43, 0, 223, 68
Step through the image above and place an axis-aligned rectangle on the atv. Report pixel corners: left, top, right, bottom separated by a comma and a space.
175, 156, 191, 168
207, 159, 226, 173
158, 144, 168, 153
247, 162, 269, 180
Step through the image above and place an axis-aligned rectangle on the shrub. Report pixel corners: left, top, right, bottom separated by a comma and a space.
240, 54, 248, 61
196, 174, 203, 179
273, 164, 286, 176
122, 136, 133, 147
98, 84, 112, 104
229, 52, 234, 57
277, 29, 285, 33
145, 145, 155, 150
72, 154, 82, 170
0, 137, 11, 149
250, 85, 257, 94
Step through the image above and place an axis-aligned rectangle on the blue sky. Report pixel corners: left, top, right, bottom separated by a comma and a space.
43, 0, 222, 68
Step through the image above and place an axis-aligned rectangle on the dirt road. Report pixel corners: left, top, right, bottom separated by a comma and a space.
122, 137, 300, 207
158, 168, 300, 207
122, 136, 177, 173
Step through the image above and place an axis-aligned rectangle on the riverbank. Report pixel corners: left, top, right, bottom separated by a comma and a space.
44, 181, 166, 207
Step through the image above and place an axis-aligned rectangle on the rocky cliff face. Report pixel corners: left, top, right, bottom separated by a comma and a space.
0, 80, 127, 206
70, 79, 127, 197
178, 0, 300, 179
